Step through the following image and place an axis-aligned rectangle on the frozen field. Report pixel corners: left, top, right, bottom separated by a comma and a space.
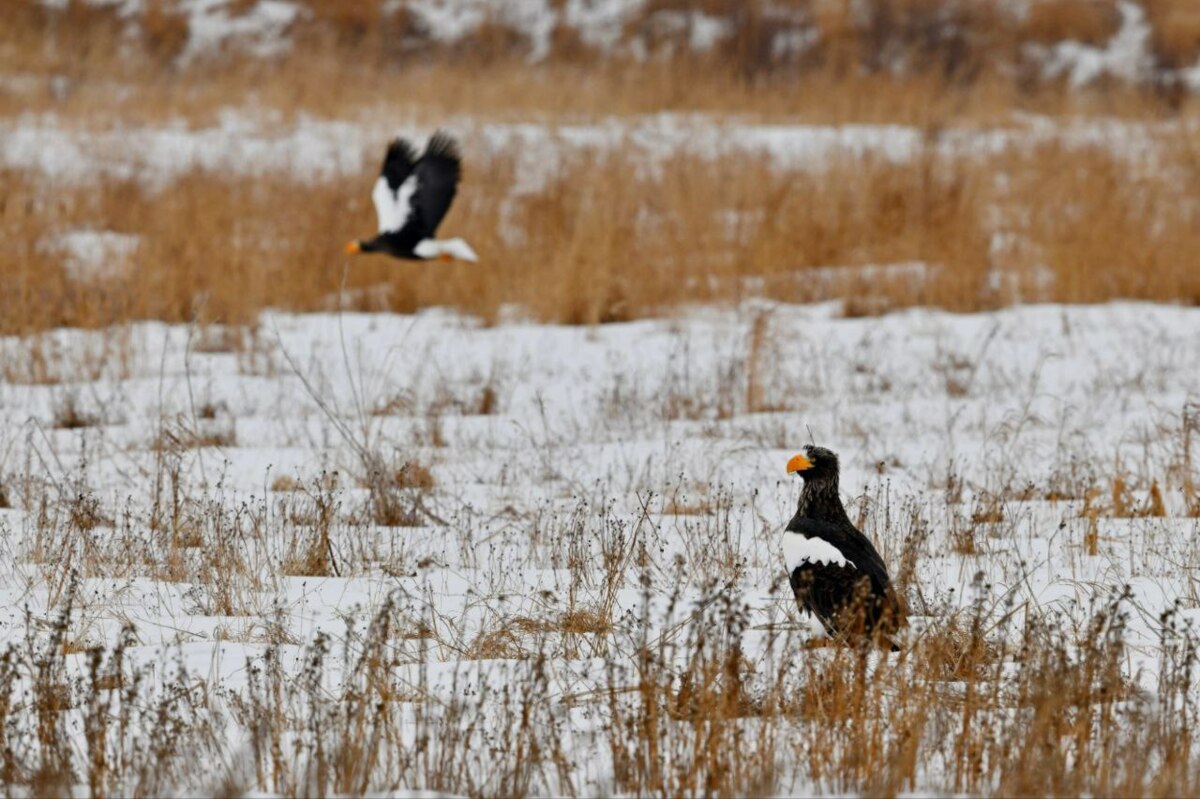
0, 300, 1198, 794
7, 1, 1200, 793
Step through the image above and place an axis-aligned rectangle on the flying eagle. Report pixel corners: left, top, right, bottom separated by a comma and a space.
346, 131, 478, 262
784, 445, 904, 649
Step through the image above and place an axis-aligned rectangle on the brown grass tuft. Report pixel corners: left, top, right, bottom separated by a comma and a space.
270, 475, 301, 492
1144, 0, 1200, 67
1021, 0, 1122, 46
393, 462, 435, 491
51, 393, 100, 430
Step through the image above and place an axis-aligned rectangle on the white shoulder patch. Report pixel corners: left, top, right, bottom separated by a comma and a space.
372, 174, 417, 234
783, 531, 854, 572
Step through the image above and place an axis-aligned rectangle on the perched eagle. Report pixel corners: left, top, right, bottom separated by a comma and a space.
784, 446, 904, 649
346, 131, 478, 262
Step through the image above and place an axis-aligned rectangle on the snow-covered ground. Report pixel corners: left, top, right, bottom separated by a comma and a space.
1, 300, 1197, 793
6, 3, 1200, 792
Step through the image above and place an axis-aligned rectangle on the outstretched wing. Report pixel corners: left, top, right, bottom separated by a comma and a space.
409, 130, 462, 238
372, 137, 419, 234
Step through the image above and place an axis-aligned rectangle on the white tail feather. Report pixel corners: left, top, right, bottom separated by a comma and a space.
414, 238, 479, 263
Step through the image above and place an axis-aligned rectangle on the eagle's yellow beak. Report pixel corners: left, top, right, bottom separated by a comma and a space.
345, 241, 361, 254
787, 453, 813, 473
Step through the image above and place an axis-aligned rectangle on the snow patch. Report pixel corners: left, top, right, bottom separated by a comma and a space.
1037, 1, 1153, 88
41, 229, 141, 282
178, 0, 300, 63
403, 0, 566, 62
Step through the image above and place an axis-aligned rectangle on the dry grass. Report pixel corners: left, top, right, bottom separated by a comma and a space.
3, 315, 1200, 795
2, 0, 1198, 125
3, 1, 1199, 782
12, 586, 1168, 796
1144, 0, 1200, 67
393, 462, 435, 491
4, 2, 1199, 337
2, 135, 1198, 333
50, 393, 100, 430
1022, 0, 1122, 46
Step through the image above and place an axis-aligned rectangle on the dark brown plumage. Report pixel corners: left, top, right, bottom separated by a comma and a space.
784, 445, 904, 649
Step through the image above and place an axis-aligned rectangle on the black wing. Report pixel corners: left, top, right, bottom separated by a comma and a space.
380, 137, 419, 191
785, 516, 892, 595
790, 560, 870, 635
786, 516, 903, 644
410, 130, 462, 238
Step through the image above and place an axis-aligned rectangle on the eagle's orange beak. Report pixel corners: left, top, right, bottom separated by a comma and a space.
345, 241, 361, 254
787, 453, 813, 473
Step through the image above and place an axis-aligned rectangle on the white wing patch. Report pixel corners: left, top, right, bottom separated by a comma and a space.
372, 174, 418, 234
783, 531, 855, 572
